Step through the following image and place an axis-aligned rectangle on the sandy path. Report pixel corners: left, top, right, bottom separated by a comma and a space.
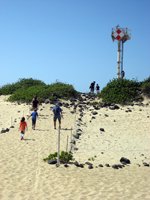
0, 96, 150, 200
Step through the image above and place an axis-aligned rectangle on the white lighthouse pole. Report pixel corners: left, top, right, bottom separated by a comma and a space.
117, 40, 121, 79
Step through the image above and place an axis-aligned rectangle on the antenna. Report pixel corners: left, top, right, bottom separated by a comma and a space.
111, 25, 131, 78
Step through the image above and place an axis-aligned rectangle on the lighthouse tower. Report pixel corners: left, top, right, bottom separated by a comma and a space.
111, 25, 131, 79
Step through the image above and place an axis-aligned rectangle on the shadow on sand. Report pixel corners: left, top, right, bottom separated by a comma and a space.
34, 129, 49, 132
24, 138, 35, 141
60, 128, 73, 131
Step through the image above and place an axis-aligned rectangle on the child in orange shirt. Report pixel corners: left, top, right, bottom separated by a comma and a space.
19, 117, 28, 140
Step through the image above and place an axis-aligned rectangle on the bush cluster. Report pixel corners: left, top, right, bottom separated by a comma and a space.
43, 151, 73, 163
0, 78, 78, 103
99, 78, 141, 105
0, 78, 45, 95
141, 76, 150, 98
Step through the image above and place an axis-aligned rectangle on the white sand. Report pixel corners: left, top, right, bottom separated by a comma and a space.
0, 95, 150, 200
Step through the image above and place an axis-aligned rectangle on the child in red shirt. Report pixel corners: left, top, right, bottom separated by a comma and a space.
19, 117, 28, 140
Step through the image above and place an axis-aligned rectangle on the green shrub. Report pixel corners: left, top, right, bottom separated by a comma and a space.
0, 78, 78, 103
141, 82, 150, 98
142, 76, 150, 84
99, 79, 141, 105
8, 85, 47, 103
43, 151, 73, 163
43, 152, 58, 162
45, 82, 78, 99
0, 83, 18, 95
0, 78, 45, 95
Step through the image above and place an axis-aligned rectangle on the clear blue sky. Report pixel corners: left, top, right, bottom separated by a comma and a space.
0, 0, 150, 92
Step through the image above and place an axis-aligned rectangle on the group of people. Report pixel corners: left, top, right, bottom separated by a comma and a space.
19, 96, 62, 140
89, 81, 100, 94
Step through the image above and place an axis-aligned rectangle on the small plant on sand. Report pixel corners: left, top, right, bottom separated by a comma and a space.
43, 152, 57, 162
43, 151, 73, 164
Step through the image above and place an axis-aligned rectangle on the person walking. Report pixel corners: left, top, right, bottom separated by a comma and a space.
89, 81, 95, 94
19, 117, 28, 140
52, 103, 62, 129
32, 96, 39, 111
28, 109, 38, 130
96, 84, 100, 94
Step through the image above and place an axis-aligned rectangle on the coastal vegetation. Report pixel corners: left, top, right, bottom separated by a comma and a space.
0, 78, 78, 103
43, 151, 73, 164
99, 77, 150, 105
99, 79, 141, 105
0, 77, 150, 105
141, 76, 150, 98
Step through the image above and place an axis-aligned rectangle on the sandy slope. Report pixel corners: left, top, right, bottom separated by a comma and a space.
0, 95, 150, 200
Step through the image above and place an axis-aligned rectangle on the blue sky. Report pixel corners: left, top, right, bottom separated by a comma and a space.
0, 0, 150, 92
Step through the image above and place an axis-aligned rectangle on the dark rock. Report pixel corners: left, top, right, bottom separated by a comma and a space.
120, 157, 131, 165
143, 162, 150, 167
105, 164, 110, 167
76, 132, 82, 136
92, 111, 98, 115
1, 128, 9, 133
98, 164, 103, 167
112, 164, 123, 169
109, 105, 120, 110
74, 161, 81, 167
1, 129, 6, 133
88, 165, 93, 169
70, 140, 76, 145
80, 113, 84, 117
77, 128, 82, 132
128, 109, 132, 112
10, 126, 15, 128
64, 164, 69, 168
44, 99, 50, 104
100, 128, 105, 132
112, 164, 119, 169
79, 164, 84, 168
48, 159, 57, 164
73, 134, 80, 139
85, 161, 93, 166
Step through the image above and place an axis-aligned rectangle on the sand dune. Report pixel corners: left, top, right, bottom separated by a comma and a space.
0, 95, 150, 200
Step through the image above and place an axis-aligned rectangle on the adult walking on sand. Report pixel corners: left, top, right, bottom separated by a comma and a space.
32, 96, 39, 111
52, 103, 62, 129
96, 84, 100, 94
89, 81, 95, 94
28, 109, 38, 130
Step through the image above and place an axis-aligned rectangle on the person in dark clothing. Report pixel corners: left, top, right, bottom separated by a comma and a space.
96, 84, 100, 94
121, 70, 125, 79
52, 103, 62, 129
89, 81, 95, 93
32, 96, 39, 110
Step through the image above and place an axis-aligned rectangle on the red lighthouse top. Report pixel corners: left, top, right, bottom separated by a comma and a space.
111, 25, 131, 42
